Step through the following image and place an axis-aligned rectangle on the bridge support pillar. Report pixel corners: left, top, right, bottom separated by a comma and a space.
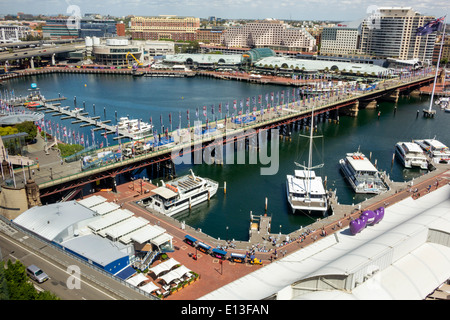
51, 54, 56, 66
381, 89, 400, 103
361, 100, 377, 109
341, 100, 359, 117
30, 57, 35, 69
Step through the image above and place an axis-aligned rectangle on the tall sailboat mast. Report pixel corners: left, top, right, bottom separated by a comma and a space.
428, 18, 447, 112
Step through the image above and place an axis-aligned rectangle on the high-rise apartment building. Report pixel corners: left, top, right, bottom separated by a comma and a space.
359, 7, 436, 63
320, 27, 359, 56
130, 15, 200, 41
221, 19, 316, 52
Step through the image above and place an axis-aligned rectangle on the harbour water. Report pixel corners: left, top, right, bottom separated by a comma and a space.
4, 73, 449, 241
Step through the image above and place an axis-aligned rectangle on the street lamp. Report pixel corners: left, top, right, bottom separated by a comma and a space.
226, 226, 229, 242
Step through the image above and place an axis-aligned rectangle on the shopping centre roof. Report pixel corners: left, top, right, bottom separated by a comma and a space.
163, 53, 243, 65
255, 56, 389, 74
200, 184, 450, 300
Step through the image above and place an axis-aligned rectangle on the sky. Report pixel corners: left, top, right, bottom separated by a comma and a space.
0, 0, 448, 21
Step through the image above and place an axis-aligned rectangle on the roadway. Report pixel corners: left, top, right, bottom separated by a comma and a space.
0, 219, 153, 300
0, 43, 85, 62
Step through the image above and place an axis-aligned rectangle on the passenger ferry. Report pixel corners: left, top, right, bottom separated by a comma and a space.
141, 170, 219, 217
339, 149, 389, 194
395, 141, 429, 170
413, 139, 450, 164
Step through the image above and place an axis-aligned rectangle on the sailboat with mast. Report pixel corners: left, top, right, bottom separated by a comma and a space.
286, 107, 328, 215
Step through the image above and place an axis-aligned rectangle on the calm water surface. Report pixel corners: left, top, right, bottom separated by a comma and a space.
5, 73, 449, 240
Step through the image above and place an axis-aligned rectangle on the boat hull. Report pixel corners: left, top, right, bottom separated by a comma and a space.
339, 159, 387, 194
146, 181, 218, 217
286, 180, 328, 214
395, 145, 428, 170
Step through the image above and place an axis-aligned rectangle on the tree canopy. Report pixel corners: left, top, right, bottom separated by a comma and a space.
0, 260, 59, 300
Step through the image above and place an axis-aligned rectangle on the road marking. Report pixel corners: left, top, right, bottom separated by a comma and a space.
0, 233, 118, 300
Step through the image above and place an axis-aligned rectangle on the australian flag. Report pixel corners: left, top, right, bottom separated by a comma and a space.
417, 16, 445, 36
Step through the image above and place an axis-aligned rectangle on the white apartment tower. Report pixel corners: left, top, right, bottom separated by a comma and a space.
359, 7, 437, 63
320, 27, 359, 56
221, 19, 316, 52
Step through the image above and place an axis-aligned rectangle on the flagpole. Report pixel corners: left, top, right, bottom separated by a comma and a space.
429, 18, 446, 112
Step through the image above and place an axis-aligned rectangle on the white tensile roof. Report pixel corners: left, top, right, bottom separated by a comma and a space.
90, 202, 120, 215
126, 273, 149, 287
87, 209, 134, 233
127, 224, 166, 244
102, 216, 149, 239
151, 233, 173, 247
77, 195, 107, 208
200, 184, 450, 300
140, 282, 160, 294
148, 258, 179, 278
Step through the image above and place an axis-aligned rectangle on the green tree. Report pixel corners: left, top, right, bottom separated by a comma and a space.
0, 260, 59, 300
15, 121, 37, 142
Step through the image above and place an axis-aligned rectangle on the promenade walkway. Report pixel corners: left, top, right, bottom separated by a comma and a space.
87, 161, 450, 299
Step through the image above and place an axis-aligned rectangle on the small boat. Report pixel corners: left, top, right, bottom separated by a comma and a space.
414, 139, 450, 164
141, 170, 219, 217
339, 148, 389, 194
72, 107, 83, 114
117, 117, 153, 136
395, 141, 429, 170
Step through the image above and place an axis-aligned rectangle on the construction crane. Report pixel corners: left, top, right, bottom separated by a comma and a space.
125, 52, 143, 68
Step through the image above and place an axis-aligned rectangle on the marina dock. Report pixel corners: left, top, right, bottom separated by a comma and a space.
35, 100, 142, 141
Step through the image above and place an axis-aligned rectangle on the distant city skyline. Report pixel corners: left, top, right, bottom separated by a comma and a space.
1, 0, 448, 22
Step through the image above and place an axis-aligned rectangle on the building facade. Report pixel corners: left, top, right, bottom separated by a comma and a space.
221, 19, 316, 52
92, 38, 142, 66
43, 18, 118, 39
196, 28, 225, 45
359, 7, 436, 63
131, 15, 200, 41
432, 37, 450, 65
320, 27, 359, 56
0, 24, 31, 43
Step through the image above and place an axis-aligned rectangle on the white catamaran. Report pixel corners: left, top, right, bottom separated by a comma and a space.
286, 107, 328, 214
395, 141, 429, 169
339, 148, 389, 194
142, 170, 219, 217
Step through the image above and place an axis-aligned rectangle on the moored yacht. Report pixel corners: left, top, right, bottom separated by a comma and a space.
286, 170, 328, 214
286, 107, 328, 214
395, 141, 429, 169
141, 170, 219, 217
339, 148, 389, 194
117, 117, 153, 136
413, 139, 450, 164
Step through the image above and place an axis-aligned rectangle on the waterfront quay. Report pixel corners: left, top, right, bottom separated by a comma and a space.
13, 72, 434, 199
82, 161, 450, 299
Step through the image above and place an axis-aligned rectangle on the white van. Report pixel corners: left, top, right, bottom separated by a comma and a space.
27, 265, 49, 283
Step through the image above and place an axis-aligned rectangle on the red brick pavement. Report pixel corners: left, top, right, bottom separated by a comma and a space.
86, 168, 450, 300
90, 180, 266, 300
